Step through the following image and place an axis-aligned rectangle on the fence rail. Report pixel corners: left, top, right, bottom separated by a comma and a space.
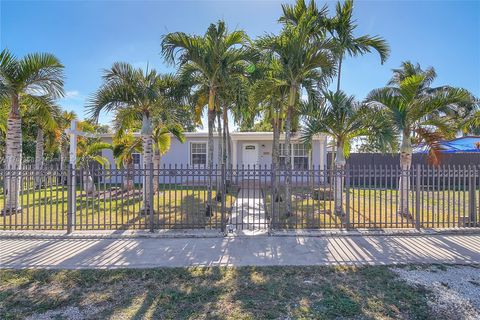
1, 164, 479, 232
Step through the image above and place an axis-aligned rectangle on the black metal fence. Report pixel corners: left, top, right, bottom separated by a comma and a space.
1, 164, 479, 232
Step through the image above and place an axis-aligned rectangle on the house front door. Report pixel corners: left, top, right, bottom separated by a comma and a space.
242, 143, 259, 167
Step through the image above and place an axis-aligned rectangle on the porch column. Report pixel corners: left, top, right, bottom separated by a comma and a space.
319, 138, 326, 170
232, 138, 237, 168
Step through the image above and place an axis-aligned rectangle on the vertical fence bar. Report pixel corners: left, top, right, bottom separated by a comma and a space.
345, 164, 350, 230
149, 163, 154, 232
67, 164, 74, 233
415, 163, 421, 230
221, 163, 226, 233
468, 165, 476, 227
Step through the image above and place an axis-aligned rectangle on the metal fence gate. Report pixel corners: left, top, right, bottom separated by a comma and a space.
1, 164, 479, 232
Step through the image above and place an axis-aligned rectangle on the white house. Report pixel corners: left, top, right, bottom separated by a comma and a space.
99, 132, 328, 170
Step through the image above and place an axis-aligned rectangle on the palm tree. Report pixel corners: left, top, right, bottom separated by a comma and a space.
366, 62, 474, 217
257, 16, 335, 216
113, 132, 141, 191
162, 20, 253, 213
22, 96, 61, 187
329, 0, 390, 92
302, 90, 393, 215
152, 125, 185, 192
0, 49, 64, 213
247, 56, 290, 202
89, 66, 184, 210
76, 140, 111, 194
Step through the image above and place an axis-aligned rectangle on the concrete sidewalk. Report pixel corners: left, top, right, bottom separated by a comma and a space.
1, 234, 479, 269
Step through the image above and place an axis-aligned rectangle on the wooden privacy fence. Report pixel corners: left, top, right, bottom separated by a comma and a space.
1, 164, 479, 232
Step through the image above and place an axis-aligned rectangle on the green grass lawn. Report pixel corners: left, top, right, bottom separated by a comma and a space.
0, 266, 434, 320
265, 187, 479, 229
0, 185, 237, 230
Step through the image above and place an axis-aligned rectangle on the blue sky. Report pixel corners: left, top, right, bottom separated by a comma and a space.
1, 0, 479, 127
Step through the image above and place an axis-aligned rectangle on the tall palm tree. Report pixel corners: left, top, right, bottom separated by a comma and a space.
302, 90, 393, 214
257, 16, 335, 216
0, 49, 64, 212
366, 62, 474, 216
22, 96, 61, 187
162, 20, 253, 213
88, 63, 180, 212
329, 0, 390, 92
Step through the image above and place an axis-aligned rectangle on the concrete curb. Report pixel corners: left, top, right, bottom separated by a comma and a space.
0, 228, 478, 240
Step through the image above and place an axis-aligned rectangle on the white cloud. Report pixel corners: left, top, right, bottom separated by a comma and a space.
64, 90, 80, 99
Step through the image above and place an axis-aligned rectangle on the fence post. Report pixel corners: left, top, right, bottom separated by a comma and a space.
468, 165, 477, 227
270, 164, 275, 233
345, 164, 350, 230
415, 164, 421, 230
66, 163, 75, 233
220, 164, 226, 233
149, 163, 154, 233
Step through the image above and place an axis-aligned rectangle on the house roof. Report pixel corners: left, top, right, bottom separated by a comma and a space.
415, 136, 480, 153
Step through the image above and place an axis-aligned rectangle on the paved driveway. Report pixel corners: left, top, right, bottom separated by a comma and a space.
1, 233, 479, 269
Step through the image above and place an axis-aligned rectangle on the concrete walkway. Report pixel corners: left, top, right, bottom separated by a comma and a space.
1, 233, 479, 269
229, 188, 268, 236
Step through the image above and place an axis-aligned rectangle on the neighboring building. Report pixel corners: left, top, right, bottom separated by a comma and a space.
100, 131, 328, 170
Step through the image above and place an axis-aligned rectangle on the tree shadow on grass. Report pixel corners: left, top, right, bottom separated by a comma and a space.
0, 266, 433, 319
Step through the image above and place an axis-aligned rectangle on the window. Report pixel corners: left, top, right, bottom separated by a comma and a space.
293, 143, 309, 170
132, 153, 141, 165
190, 142, 207, 166
278, 143, 309, 169
279, 143, 288, 169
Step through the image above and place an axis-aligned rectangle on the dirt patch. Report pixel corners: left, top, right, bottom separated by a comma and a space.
392, 265, 480, 320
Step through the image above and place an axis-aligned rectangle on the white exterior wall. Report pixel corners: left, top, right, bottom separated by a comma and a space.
100, 132, 327, 185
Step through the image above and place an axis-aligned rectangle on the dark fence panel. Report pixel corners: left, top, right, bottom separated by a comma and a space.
328, 152, 480, 168
1, 164, 479, 231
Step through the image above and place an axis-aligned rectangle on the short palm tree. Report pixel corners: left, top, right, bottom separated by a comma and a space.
366, 62, 474, 216
302, 90, 393, 215
113, 133, 142, 191
257, 16, 335, 216
76, 139, 111, 194
88, 63, 180, 212
162, 20, 253, 213
111, 96, 185, 193
0, 49, 64, 212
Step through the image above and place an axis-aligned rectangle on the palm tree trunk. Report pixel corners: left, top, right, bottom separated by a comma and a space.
284, 85, 297, 218
141, 113, 153, 212
123, 160, 134, 191
83, 167, 96, 194
206, 88, 216, 216
222, 107, 228, 167
272, 111, 281, 203
334, 139, 346, 215
34, 128, 45, 188
60, 135, 69, 185
336, 55, 343, 92
216, 110, 223, 200
153, 150, 161, 192
217, 111, 222, 166
398, 131, 412, 217
4, 94, 22, 213
226, 120, 231, 167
